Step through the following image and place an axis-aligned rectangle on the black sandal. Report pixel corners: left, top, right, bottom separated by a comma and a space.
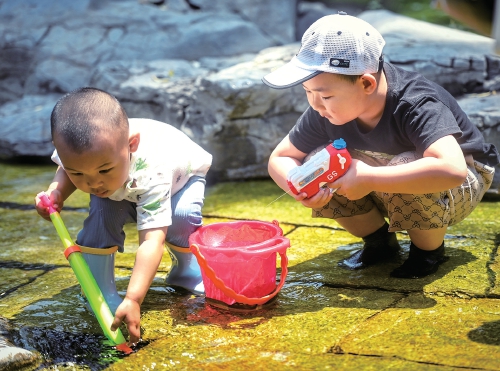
339, 222, 401, 269
390, 242, 449, 279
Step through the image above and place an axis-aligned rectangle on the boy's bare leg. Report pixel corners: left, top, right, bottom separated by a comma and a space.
334, 207, 386, 237
338, 208, 447, 251
391, 226, 449, 279
407, 227, 447, 251
336, 207, 400, 269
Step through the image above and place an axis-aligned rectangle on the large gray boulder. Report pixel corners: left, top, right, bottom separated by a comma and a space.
0, 95, 59, 158
87, 51, 307, 180
457, 93, 500, 193
359, 10, 497, 96
0, 7, 499, 189
90, 11, 500, 181
187, 0, 297, 45
0, 0, 296, 105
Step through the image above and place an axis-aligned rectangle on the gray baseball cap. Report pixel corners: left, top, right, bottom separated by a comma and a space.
262, 12, 386, 89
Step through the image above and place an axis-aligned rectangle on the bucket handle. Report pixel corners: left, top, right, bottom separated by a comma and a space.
190, 238, 289, 306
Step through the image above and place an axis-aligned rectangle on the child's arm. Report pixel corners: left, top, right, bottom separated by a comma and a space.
35, 166, 77, 220
111, 226, 167, 344
268, 135, 306, 191
330, 135, 467, 200
268, 135, 336, 208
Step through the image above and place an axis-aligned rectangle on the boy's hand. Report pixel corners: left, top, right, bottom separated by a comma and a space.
293, 159, 373, 206
111, 296, 141, 345
330, 159, 372, 200
110, 228, 165, 346
293, 186, 335, 209
34, 189, 64, 221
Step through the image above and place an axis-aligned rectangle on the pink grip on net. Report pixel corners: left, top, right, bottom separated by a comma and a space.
37, 192, 57, 214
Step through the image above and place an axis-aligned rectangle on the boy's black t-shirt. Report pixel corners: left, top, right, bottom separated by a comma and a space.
289, 62, 500, 167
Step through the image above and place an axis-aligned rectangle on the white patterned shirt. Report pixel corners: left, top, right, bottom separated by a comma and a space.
52, 118, 212, 230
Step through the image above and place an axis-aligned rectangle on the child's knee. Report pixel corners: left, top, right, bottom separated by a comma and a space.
167, 204, 203, 246
76, 196, 135, 250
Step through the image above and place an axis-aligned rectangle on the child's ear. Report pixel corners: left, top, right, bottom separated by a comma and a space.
361, 74, 377, 94
129, 132, 140, 153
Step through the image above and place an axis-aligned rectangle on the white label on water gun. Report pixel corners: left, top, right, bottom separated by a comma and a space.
288, 148, 331, 190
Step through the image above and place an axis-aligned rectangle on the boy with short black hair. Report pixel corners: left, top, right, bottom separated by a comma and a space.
35, 87, 212, 344
263, 12, 499, 278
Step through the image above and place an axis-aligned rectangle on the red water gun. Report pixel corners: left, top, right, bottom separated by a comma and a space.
287, 138, 351, 198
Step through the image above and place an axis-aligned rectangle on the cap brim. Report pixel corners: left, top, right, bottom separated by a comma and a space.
262, 62, 322, 89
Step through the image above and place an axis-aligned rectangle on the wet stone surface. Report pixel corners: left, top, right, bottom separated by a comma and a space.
0, 162, 499, 370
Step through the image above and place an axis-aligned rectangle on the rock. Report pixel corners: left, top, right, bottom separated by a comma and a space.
88, 52, 306, 180
0, 0, 283, 105
0, 347, 39, 371
22, 10, 272, 97
458, 93, 500, 132
457, 93, 500, 193
0, 8, 499, 184
0, 317, 39, 371
296, 2, 363, 40
359, 10, 497, 96
0, 95, 59, 158
187, 0, 298, 45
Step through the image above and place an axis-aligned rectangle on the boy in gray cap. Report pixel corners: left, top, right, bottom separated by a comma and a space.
263, 12, 499, 278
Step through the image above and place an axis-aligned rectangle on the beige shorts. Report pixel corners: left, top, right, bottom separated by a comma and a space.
310, 148, 495, 232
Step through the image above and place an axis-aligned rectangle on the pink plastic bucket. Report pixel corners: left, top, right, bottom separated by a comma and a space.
189, 220, 290, 306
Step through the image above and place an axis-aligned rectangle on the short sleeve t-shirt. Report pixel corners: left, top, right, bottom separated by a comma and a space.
52, 118, 212, 230
289, 62, 500, 167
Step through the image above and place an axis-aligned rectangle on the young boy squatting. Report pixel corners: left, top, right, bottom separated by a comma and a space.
35, 87, 211, 344
263, 13, 500, 278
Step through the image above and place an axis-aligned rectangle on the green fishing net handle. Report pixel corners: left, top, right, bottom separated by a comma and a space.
39, 193, 131, 352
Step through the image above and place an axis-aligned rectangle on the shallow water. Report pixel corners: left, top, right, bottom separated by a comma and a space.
2, 162, 500, 370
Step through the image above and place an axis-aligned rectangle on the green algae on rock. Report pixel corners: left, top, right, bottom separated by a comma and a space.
2, 165, 500, 370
